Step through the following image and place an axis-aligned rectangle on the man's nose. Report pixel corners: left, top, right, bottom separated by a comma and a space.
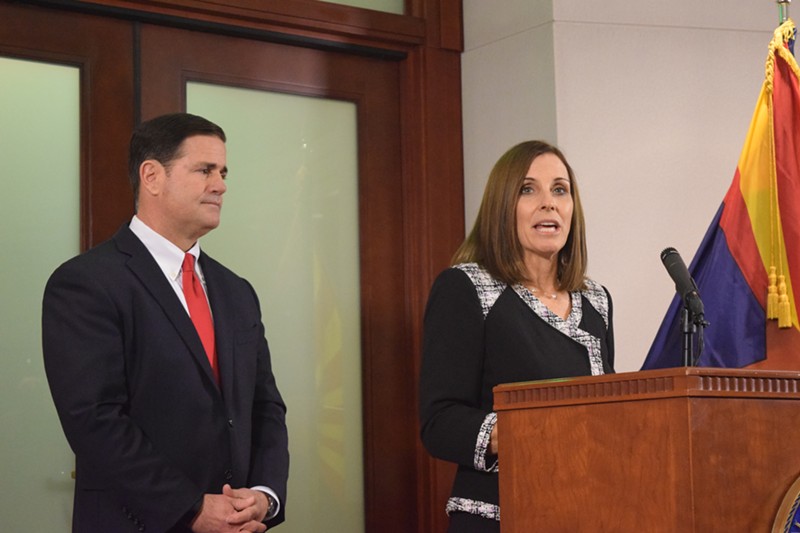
210, 172, 227, 194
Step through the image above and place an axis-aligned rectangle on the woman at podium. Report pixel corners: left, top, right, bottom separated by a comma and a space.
419, 140, 615, 532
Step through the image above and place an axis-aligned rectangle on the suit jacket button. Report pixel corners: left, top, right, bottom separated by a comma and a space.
225, 469, 233, 480
228, 419, 234, 427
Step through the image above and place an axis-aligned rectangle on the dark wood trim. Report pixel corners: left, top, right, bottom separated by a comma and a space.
401, 35, 465, 533
133, 22, 142, 124
25, 0, 427, 56
410, 0, 462, 51
437, 0, 463, 51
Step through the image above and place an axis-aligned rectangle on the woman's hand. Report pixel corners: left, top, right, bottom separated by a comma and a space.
490, 424, 498, 455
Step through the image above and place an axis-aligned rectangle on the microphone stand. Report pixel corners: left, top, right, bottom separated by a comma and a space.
681, 308, 694, 367
681, 305, 709, 367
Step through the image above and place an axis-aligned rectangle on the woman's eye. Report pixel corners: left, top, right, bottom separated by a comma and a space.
520, 185, 534, 195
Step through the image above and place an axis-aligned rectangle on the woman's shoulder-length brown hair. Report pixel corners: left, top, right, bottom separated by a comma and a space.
451, 140, 588, 292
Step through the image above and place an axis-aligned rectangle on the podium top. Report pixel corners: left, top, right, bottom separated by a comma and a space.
493, 367, 800, 411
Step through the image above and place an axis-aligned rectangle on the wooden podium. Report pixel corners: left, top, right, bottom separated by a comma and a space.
493, 367, 800, 532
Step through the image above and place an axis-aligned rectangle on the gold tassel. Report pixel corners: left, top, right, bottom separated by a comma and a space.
778, 274, 791, 328
768, 266, 778, 319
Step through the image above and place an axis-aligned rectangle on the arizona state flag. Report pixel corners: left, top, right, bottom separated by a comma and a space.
644, 20, 800, 370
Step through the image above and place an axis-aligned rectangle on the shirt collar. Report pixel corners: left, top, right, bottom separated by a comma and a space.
129, 215, 203, 283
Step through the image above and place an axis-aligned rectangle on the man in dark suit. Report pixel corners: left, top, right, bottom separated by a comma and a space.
42, 113, 289, 532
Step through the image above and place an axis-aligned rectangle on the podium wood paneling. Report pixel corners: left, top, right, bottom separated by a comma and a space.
494, 368, 800, 532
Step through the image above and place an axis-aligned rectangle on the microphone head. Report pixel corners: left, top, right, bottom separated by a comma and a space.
660, 247, 678, 262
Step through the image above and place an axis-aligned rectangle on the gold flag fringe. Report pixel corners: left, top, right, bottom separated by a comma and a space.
765, 19, 797, 329
768, 266, 778, 319
779, 275, 791, 327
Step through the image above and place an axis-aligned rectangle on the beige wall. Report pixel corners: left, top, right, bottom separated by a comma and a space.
462, 0, 778, 371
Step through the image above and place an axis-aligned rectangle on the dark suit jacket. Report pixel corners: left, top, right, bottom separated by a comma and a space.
42, 225, 289, 532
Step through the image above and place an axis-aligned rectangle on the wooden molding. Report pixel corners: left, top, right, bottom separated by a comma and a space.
27, 0, 430, 55
495, 367, 800, 411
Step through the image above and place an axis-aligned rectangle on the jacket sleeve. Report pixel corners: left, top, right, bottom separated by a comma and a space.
419, 268, 496, 470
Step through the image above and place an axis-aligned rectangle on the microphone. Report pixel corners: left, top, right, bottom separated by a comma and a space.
660, 247, 705, 318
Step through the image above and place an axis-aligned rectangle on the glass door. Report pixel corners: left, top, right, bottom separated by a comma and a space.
139, 23, 416, 532
189, 82, 364, 532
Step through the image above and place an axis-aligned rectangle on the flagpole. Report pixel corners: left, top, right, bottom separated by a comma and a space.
778, 0, 791, 23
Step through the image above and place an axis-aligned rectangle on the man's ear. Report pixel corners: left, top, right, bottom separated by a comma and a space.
139, 159, 164, 196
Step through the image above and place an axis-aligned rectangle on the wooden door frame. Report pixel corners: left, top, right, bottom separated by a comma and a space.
0, 3, 136, 249
7, 1, 463, 531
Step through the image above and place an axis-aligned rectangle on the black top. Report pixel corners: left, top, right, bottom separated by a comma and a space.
419, 264, 614, 522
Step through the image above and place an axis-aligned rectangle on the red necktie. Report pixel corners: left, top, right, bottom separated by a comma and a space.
181, 253, 219, 383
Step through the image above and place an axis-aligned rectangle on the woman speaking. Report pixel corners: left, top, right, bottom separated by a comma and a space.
419, 140, 615, 532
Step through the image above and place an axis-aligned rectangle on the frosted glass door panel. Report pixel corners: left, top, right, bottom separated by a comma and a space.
318, 0, 403, 14
188, 83, 364, 533
0, 56, 79, 530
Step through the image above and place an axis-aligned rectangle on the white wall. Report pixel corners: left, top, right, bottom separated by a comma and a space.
462, 0, 778, 372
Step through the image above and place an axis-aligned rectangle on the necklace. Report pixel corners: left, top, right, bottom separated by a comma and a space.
528, 286, 558, 300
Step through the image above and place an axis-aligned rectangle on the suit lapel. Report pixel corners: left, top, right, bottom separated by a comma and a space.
113, 226, 221, 390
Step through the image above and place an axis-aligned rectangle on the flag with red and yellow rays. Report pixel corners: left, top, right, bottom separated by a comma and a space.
643, 19, 800, 369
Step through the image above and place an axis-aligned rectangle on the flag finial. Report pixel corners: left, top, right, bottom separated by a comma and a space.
778, 0, 791, 24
